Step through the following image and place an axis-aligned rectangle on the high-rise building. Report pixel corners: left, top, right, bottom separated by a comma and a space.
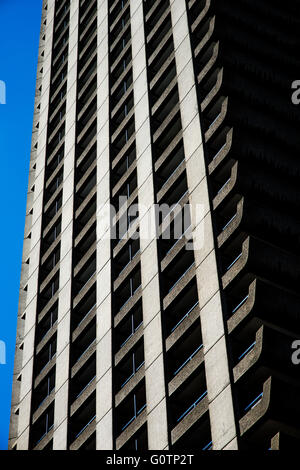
9, 0, 300, 451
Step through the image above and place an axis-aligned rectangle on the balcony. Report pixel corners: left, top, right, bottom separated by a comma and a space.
69, 394, 96, 450
115, 382, 147, 449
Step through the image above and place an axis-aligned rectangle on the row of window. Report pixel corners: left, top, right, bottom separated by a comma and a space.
29, 0, 71, 450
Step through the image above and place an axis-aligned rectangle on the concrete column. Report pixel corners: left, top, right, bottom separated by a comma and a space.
130, 0, 169, 450
96, 0, 113, 450
53, 0, 79, 450
170, 0, 238, 450
12, 0, 55, 450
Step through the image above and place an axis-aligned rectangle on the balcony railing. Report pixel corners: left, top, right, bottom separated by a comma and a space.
173, 344, 203, 377
76, 271, 96, 296
162, 189, 189, 222
35, 424, 54, 447
208, 112, 221, 129
244, 392, 263, 412
121, 403, 146, 432
36, 388, 55, 411
120, 321, 143, 349
177, 390, 208, 423
119, 284, 141, 312
170, 301, 199, 333
38, 320, 58, 343
75, 375, 96, 400
238, 341, 256, 361
37, 353, 56, 377
217, 177, 231, 195
168, 262, 195, 293
74, 339, 96, 366
232, 295, 249, 314
222, 213, 237, 232
76, 303, 97, 330
165, 226, 191, 258
120, 361, 145, 389
159, 159, 185, 193
212, 142, 226, 162
226, 252, 242, 271
118, 249, 140, 278
202, 440, 212, 451
75, 415, 96, 440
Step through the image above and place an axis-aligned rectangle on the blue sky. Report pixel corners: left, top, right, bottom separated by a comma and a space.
0, 0, 42, 450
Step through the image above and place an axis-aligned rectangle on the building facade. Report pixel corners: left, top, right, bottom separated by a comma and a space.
9, 0, 300, 451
